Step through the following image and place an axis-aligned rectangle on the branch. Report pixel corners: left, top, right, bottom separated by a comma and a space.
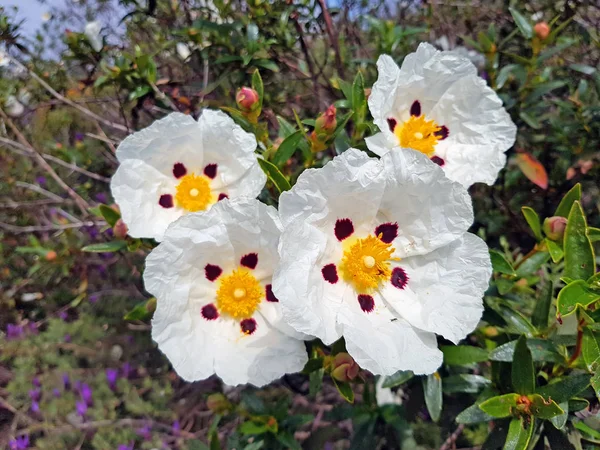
0, 220, 105, 233
439, 424, 465, 450
316, 0, 345, 77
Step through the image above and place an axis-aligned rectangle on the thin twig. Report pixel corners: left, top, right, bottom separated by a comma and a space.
15, 181, 64, 201
439, 424, 465, 450
0, 220, 105, 233
316, 0, 345, 77
0, 199, 70, 209
150, 82, 180, 112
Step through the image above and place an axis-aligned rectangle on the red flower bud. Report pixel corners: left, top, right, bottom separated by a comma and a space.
113, 218, 128, 239
330, 352, 359, 382
315, 105, 337, 134
543, 216, 567, 241
534, 22, 550, 40
236, 87, 260, 113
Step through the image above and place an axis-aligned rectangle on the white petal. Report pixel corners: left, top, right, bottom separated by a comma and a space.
365, 132, 394, 157
176, 42, 191, 61
379, 148, 473, 257
368, 54, 401, 130
110, 159, 181, 241
84, 21, 103, 52
381, 233, 491, 343
430, 74, 516, 186
376, 376, 402, 406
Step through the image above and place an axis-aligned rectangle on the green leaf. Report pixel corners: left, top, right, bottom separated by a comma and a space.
527, 394, 564, 419
209, 433, 220, 450
504, 417, 534, 450
309, 368, 324, 397
456, 402, 495, 424
546, 239, 564, 263
555, 184, 581, 218
330, 111, 353, 142
220, 106, 254, 132
490, 250, 516, 276
351, 71, 366, 122
276, 116, 296, 138
251, 69, 263, 110
443, 374, 491, 394
588, 227, 600, 243
479, 393, 519, 418
423, 372, 442, 422
381, 370, 414, 388
253, 59, 279, 72
332, 377, 354, 403
257, 158, 291, 193
512, 336, 535, 395
509, 7, 533, 39
525, 80, 567, 104
441, 345, 489, 366
81, 241, 127, 253
549, 401, 568, 429
239, 421, 268, 436
536, 374, 591, 404
302, 358, 324, 373
556, 280, 600, 317
574, 421, 600, 440
276, 432, 302, 450
582, 327, 600, 372
591, 372, 600, 402
564, 201, 595, 281
515, 251, 550, 277
532, 281, 554, 329
521, 207, 543, 241
271, 131, 303, 167
124, 298, 156, 321
99, 204, 121, 227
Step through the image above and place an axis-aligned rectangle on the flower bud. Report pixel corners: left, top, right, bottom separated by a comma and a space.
45, 250, 57, 261
534, 22, 550, 40
543, 216, 567, 241
206, 393, 231, 414
113, 219, 128, 239
330, 352, 359, 382
236, 87, 260, 113
314, 105, 337, 135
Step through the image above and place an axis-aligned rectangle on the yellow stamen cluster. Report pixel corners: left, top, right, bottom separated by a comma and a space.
340, 235, 398, 292
216, 269, 263, 319
175, 173, 213, 212
394, 115, 442, 157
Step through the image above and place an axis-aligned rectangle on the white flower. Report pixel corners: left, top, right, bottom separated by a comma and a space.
176, 43, 192, 61
110, 110, 267, 241
144, 198, 308, 386
41, 12, 52, 22
84, 21, 103, 52
366, 43, 516, 187
273, 148, 491, 376
4, 95, 24, 117
375, 376, 402, 406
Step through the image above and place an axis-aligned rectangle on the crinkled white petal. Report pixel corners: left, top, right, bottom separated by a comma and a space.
84, 21, 103, 52
379, 149, 473, 257
145, 199, 307, 386
110, 159, 181, 241
382, 233, 491, 343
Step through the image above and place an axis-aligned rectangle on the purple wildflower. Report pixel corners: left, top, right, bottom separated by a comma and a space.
74, 380, 82, 391
75, 132, 84, 141
35, 176, 47, 186
106, 368, 118, 391
59, 310, 68, 321
6, 324, 24, 340
31, 401, 40, 413
136, 423, 151, 440
89, 294, 99, 303
63, 334, 71, 343
27, 322, 38, 335
29, 388, 41, 402
76, 401, 87, 418
80, 383, 93, 406
53, 388, 61, 398
122, 362, 133, 379
83, 225, 99, 240
32, 377, 41, 387
172, 420, 180, 436
95, 192, 108, 204
9, 435, 29, 450
62, 373, 71, 390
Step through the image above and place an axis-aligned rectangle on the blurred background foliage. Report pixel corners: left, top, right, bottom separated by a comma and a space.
1, 0, 599, 449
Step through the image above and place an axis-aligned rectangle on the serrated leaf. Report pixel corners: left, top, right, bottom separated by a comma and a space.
489, 338, 564, 364
423, 372, 442, 422
509, 7, 533, 39
479, 393, 519, 418
271, 131, 303, 167
490, 250, 516, 275
528, 394, 564, 419
81, 241, 127, 253
515, 153, 548, 190
521, 206, 543, 241
504, 417, 534, 450
512, 336, 535, 395
564, 201, 595, 281
555, 184, 581, 218
441, 345, 489, 366
532, 281, 554, 329
99, 204, 121, 227
381, 370, 414, 388
556, 280, 600, 317
536, 374, 591, 404
257, 158, 291, 193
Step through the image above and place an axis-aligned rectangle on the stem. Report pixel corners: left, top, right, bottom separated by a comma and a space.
567, 318, 585, 366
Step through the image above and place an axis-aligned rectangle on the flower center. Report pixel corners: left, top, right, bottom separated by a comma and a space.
340, 235, 398, 293
175, 173, 213, 212
394, 115, 442, 157
216, 268, 263, 319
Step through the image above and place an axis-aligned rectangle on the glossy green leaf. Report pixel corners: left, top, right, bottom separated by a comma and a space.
381, 370, 414, 388
536, 373, 591, 404
257, 158, 291, 193
309, 368, 324, 397
423, 372, 442, 422
515, 251, 550, 277
456, 402, 495, 424
522, 207, 543, 241
504, 417, 534, 450
509, 7, 533, 39
239, 421, 269, 436
443, 374, 491, 394
532, 281, 554, 329
351, 71, 366, 121
549, 401, 568, 429
332, 377, 354, 403
81, 241, 127, 253
556, 280, 600, 317
546, 239, 564, 263
276, 115, 296, 138
564, 201, 595, 281
591, 372, 600, 402
555, 184, 581, 218
124, 297, 156, 321
490, 250, 516, 276
479, 393, 519, 418
582, 328, 600, 372
99, 204, 121, 227
276, 432, 302, 450
251, 69, 263, 109
441, 345, 489, 366
528, 394, 564, 419
512, 336, 535, 395
588, 227, 600, 243
302, 358, 324, 373
271, 130, 303, 167
574, 421, 600, 440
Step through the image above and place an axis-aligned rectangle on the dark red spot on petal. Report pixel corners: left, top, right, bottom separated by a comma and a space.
240, 253, 258, 269
391, 267, 409, 290
410, 100, 421, 117
431, 156, 445, 167
334, 218, 354, 241
204, 163, 218, 179
265, 284, 278, 302
240, 318, 257, 335
386, 118, 397, 132
218, 193, 229, 201
173, 163, 187, 179
322, 264, 338, 284
375, 222, 399, 244
159, 194, 174, 208
205, 264, 222, 281
201, 304, 219, 320
435, 125, 449, 140
358, 294, 375, 313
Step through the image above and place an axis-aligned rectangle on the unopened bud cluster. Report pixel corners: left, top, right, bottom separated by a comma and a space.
310, 105, 337, 153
